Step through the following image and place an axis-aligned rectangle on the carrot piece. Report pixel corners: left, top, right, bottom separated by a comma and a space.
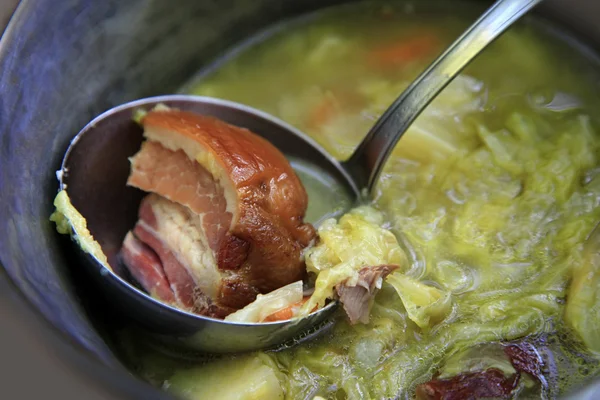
307, 95, 339, 130
263, 296, 313, 322
369, 33, 440, 68
264, 306, 295, 322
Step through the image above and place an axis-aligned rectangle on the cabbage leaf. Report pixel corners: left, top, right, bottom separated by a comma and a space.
565, 226, 600, 354
300, 206, 406, 315
224, 281, 303, 323
386, 273, 451, 329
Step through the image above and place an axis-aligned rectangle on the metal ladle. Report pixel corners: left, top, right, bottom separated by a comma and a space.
57, 0, 542, 353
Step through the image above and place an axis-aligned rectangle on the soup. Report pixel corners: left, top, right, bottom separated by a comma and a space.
117, 3, 600, 399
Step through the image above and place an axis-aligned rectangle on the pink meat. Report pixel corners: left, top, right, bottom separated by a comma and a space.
127, 141, 231, 252
335, 264, 399, 324
120, 194, 233, 317
120, 232, 176, 304
133, 225, 196, 311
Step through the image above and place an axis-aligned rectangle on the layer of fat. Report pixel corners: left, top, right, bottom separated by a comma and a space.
143, 125, 239, 227
144, 196, 222, 300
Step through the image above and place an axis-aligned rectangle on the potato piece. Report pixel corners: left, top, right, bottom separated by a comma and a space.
166, 355, 283, 400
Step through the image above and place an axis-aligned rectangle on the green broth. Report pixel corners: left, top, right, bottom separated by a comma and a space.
288, 156, 353, 226
121, 3, 600, 399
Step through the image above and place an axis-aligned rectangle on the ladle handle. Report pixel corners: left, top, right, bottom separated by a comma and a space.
342, 0, 544, 194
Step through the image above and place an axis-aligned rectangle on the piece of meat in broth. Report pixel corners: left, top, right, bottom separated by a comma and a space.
335, 264, 399, 324
416, 342, 547, 400
119, 108, 316, 317
415, 369, 519, 400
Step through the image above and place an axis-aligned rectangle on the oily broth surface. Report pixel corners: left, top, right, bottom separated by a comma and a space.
120, 3, 600, 399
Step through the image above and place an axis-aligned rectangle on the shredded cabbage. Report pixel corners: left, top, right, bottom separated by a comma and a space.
300, 206, 406, 316
438, 345, 516, 379
50, 190, 111, 270
386, 273, 451, 329
565, 226, 600, 354
224, 281, 303, 323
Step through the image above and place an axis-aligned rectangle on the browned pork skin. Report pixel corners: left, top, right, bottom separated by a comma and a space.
119, 108, 316, 317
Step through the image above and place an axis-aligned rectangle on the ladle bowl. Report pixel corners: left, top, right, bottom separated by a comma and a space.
58, 96, 353, 353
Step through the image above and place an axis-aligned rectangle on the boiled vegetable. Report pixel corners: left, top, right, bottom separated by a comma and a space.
300, 206, 406, 316
50, 190, 111, 270
224, 281, 304, 323
368, 33, 441, 68
387, 273, 451, 329
166, 354, 284, 400
565, 225, 600, 354
438, 346, 516, 379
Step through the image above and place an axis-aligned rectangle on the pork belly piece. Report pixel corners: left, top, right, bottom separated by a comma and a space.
120, 108, 316, 317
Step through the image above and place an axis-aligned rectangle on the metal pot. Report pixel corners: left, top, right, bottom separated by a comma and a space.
0, 0, 599, 398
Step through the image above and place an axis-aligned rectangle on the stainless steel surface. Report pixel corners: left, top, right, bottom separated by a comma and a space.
344, 0, 544, 193
58, 95, 346, 353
